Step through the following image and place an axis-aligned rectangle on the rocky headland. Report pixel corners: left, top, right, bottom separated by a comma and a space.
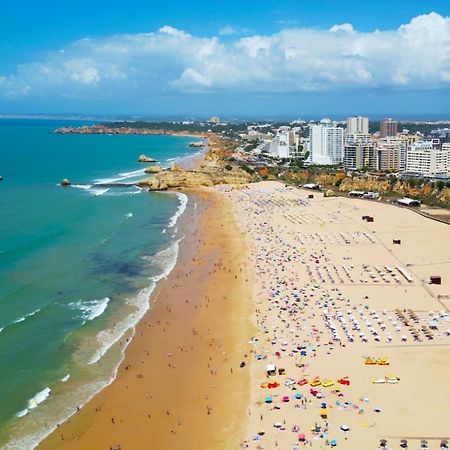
55, 124, 208, 138
138, 135, 252, 190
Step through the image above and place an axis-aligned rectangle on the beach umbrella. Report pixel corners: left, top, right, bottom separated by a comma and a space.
298, 433, 306, 441
340, 424, 349, 432
264, 396, 272, 404
294, 392, 302, 399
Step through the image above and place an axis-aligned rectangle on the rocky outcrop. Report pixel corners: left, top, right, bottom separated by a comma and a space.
138, 165, 252, 191
138, 154, 156, 163
54, 125, 208, 138
323, 189, 335, 197
144, 165, 163, 174
60, 178, 71, 186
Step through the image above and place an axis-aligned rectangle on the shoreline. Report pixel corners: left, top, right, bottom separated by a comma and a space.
0, 134, 210, 449
37, 188, 254, 449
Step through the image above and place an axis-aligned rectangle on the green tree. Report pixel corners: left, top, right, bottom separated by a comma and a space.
436, 180, 445, 190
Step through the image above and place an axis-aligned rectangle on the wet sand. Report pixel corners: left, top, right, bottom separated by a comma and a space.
38, 190, 254, 450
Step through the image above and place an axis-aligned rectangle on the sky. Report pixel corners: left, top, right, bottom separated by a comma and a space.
1, 0, 450, 118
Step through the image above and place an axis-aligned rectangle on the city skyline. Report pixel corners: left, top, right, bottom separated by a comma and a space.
0, 1, 450, 115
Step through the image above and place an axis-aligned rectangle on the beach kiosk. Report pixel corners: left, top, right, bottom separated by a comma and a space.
397, 197, 421, 207
266, 364, 277, 376
430, 275, 441, 285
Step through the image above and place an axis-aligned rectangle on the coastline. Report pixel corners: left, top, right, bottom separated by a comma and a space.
37, 188, 254, 449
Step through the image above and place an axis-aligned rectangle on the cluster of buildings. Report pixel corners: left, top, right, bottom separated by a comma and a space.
245, 117, 450, 179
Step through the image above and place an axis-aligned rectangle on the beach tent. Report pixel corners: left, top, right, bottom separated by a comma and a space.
266, 364, 276, 376
340, 424, 349, 432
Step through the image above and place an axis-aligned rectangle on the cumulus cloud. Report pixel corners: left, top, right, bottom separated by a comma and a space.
0, 12, 449, 101
329, 23, 355, 33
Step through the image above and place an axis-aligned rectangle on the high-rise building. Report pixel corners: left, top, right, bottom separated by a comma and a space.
347, 116, 369, 135
208, 116, 220, 125
377, 138, 406, 171
309, 123, 344, 165
406, 142, 450, 177
380, 118, 398, 138
344, 142, 376, 171
269, 130, 294, 158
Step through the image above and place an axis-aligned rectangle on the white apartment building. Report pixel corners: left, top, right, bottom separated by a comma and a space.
269, 130, 292, 158
406, 142, 450, 177
347, 116, 369, 135
309, 123, 344, 165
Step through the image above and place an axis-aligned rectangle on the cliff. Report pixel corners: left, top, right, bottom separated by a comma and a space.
55, 124, 208, 138
138, 163, 251, 191
137, 134, 250, 190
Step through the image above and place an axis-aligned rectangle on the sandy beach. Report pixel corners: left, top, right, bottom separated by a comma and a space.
215, 181, 450, 450
38, 179, 450, 450
38, 190, 254, 450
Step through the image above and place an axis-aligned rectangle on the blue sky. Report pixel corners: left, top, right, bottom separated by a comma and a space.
1, 0, 450, 118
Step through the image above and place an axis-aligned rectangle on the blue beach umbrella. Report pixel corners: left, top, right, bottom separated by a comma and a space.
330, 439, 337, 447
295, 392, 302, 399
265, 396, 272, 404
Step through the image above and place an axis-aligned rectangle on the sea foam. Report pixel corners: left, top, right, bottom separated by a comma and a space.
70, 298, 110, 324
168, 193, 188, 228
88, 239, 181, 365
16, 387, 52, 418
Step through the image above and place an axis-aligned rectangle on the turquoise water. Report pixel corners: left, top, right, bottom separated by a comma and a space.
0, 120, 201, 448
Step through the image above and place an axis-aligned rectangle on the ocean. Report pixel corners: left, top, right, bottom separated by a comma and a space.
0, 119, 202, 449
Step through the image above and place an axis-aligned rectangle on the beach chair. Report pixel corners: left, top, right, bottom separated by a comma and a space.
338, 377, 350, 386
365, 357, 377, 365
377, 358, 390, 365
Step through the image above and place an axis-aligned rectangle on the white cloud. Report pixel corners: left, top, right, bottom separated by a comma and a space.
1, 13, 450, 101
330, 23, 355, 33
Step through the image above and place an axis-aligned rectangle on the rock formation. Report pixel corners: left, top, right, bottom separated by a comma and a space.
144, 165, 163, 174
138, 154, 156, 163
60, 178, 71, 186
138, 164, 252, 191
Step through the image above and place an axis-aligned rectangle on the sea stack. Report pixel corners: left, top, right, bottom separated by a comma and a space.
138, 154, 156, 163
144, 165, 163, 174
60, 178, 71, 186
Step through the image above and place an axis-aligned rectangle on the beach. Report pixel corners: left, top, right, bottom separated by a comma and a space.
217, 181, 450, 450
38, 189, 254, 450
38, 179, 450, 450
